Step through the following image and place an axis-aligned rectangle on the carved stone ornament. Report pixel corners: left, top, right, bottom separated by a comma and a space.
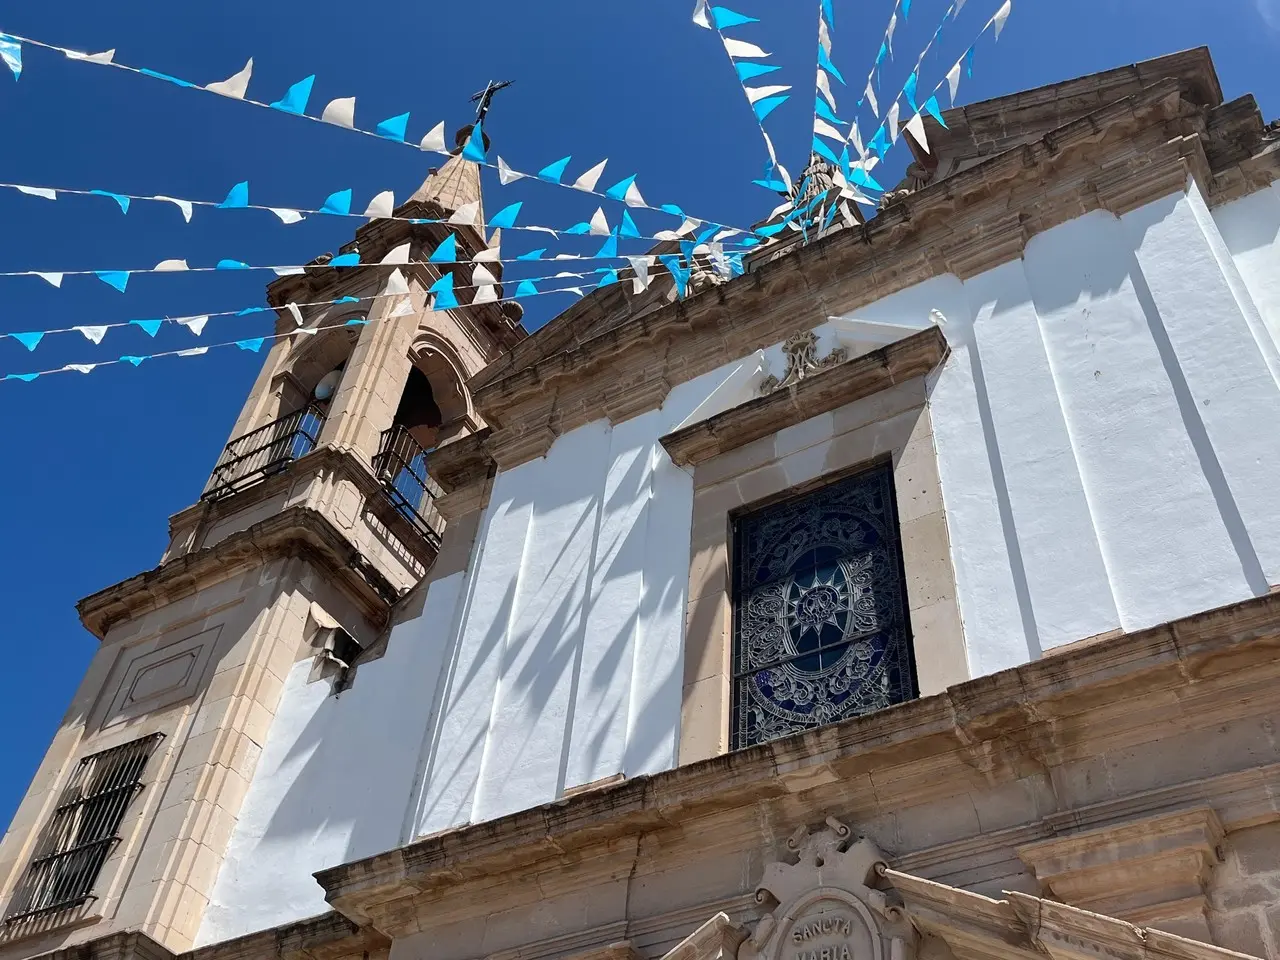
739, 818, 915, 960
759, 333, 849, 395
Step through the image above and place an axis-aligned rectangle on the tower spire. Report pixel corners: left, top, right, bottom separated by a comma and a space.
409, 80, 513, 221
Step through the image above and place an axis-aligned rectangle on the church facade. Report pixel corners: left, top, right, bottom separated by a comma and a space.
3, 46, 1280, 960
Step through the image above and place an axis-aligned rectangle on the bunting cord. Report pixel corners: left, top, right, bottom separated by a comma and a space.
0, 180, 754, 250
0, 28, 753, 236
0, 255, 717, 346
808, 0, 830, 154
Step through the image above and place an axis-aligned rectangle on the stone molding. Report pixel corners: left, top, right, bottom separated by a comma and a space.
78, 504, 400, 640
662, 915, 747, 960
659, 329, 947, 468
1016, 808, 1226, 938
884, 869, 1258, 960
466, 79, 1226, 474
315, 590, 1280, 933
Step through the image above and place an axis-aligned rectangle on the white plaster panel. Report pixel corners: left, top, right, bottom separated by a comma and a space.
473, 422, 611, 821
966, 261, 1121, 650
1125, 188, 1279, 590
1023, 210, 1252, 631
565, 412, 658, 789
1214, 180, 1280, 357
196, 572, 465, 945
922, 278, 1037, 675
415, 467, 538, 836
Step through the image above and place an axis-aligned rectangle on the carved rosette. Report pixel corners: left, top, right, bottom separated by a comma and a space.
759, 333, 848, 395
739, 818, 914, 960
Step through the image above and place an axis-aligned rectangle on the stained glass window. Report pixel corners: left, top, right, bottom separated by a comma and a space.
730, 461, 916, 750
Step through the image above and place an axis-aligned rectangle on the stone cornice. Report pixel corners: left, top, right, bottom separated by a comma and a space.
660, 328, 947, 468
465, 80, 1220, 474
178, 912, 386, 960
315, 590, 1280, 930
78, 503, 400, 640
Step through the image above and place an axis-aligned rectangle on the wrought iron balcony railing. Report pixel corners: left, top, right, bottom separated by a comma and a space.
203, 404, 326, 501
372, 424, 444, 548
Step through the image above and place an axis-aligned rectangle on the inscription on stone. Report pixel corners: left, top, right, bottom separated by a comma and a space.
790, 913, 855, 960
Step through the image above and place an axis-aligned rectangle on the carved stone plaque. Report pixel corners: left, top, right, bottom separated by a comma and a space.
741, 818, 913, 960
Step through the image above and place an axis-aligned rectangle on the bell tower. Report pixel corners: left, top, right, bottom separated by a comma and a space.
0, 114, 524, 959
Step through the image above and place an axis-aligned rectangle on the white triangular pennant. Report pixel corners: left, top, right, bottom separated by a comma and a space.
206, 58, 253, 99
814, 118, 844, 142
65, 48, 115, 64
864, 80, 878, 118
154, 259, 189, 272
817, 70, 837, 111
888, 102, 901, 144
293, 326, 320, 336
472, 264, 498, 287
624, 181, 646, 208
723, 37, 769, 58
628, 255, 653, 294
992, 0, 1012, 39
449, 201, 481, 226
269, 208, 304, 224
419, 121, 446, 153
572, 159, 608, 192
389, 297, 416, 318
16, 185, 57, 200
497, 156, 526, 185
886, 14, 897, 57
272, 266, 306, 276
819, 17, 832, 56
381, 269, 410, 297
177, 347, 209, 356
904, 113, 930, 154
76, 325, 109, 344
946, 61, 962, 106
849, 121, 866, 158
381, 242, 411, 265
474, 243, 501, 263
62, 363, 97, 374
155, 195, 194, 223
589, 207, 611, 236
364, 190, 395, 218
747, 84, 791, 103
322, 96, 357, 128
35, 272, 63, 288
473, 285, 498, 304
693, 0, 712, 28
179, 315, 209, 336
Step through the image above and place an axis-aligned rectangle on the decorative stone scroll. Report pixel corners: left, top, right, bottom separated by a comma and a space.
740, 818, 914, 960
758, 333, 849, 395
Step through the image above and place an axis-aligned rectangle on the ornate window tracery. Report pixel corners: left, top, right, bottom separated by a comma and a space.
730, 462, 916, 750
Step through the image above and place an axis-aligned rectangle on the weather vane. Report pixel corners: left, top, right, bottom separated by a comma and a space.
470, 80, 514, 125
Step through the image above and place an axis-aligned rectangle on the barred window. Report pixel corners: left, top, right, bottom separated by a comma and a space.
730, 463, 916, 750
4, 734, 163, 924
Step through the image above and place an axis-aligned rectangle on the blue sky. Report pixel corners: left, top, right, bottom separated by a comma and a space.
0, 0, 1275, 829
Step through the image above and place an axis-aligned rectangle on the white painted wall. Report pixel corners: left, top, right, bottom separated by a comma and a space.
200, 179, 1280, 944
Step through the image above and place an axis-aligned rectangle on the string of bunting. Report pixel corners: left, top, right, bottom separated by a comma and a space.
0, 27, 752, 236
0, 250, 738, 353
691, 1, 794, 195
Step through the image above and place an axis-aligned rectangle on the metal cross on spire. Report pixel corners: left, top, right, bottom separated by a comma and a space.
470, 80, 514, 125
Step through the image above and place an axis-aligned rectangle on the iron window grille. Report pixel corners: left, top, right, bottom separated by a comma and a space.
203, 404, 326, 501
730, 462, 917, 750
4, 734, 163, 924
372, 424, 444, 548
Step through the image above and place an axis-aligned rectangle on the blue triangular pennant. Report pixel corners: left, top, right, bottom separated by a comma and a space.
595, 269, 619, 288
3, 372, 39, 382
95, 271, 130, 292
462, 120, 486, 162
712, 6, 758, 28
658, 255, 690, 298
812, 136, 841, 165
620, 210, 641, 239
219, 181, 250, 209
271, 75, 315, 115
818, 46, 846, 85
489, 201, 523, 230
237, 306, 268, 315
538, 156, 573, 183
904, 71, 919, 112
605, 175, 638, 202
851, 167, 885, 192
517, 248, 547, 261
429, 272, 458, 309
121, 355, 147, 366
91, 189, 130, 214
903, 0, 912, 18
964, 45, 975, 78
130, 319, 162, 337
429, 234, 458, 263
822, 0, 834, 28
0, 35, 22, 80
563, 222, 592, 235
139, 68, 195, 88
875, 41, 888, 67
333, 296, 360, 304
217, 259, 250, 270
752, 178, 788, 193
375, 112, 410, 142
595, 233, 619, 259
235, 338, 265, 353
515, 279, 538, 298
320, 189, 353, 216
660, 203, 685, 217
345, 318, 368, 326
12, 331, 43, 351
736, 62, 780, 82
815, 96, 842, 125
925, 96, 948, 128
329, 252, 361, 267
753, 95, 788, 121
868, 127, 889, 159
